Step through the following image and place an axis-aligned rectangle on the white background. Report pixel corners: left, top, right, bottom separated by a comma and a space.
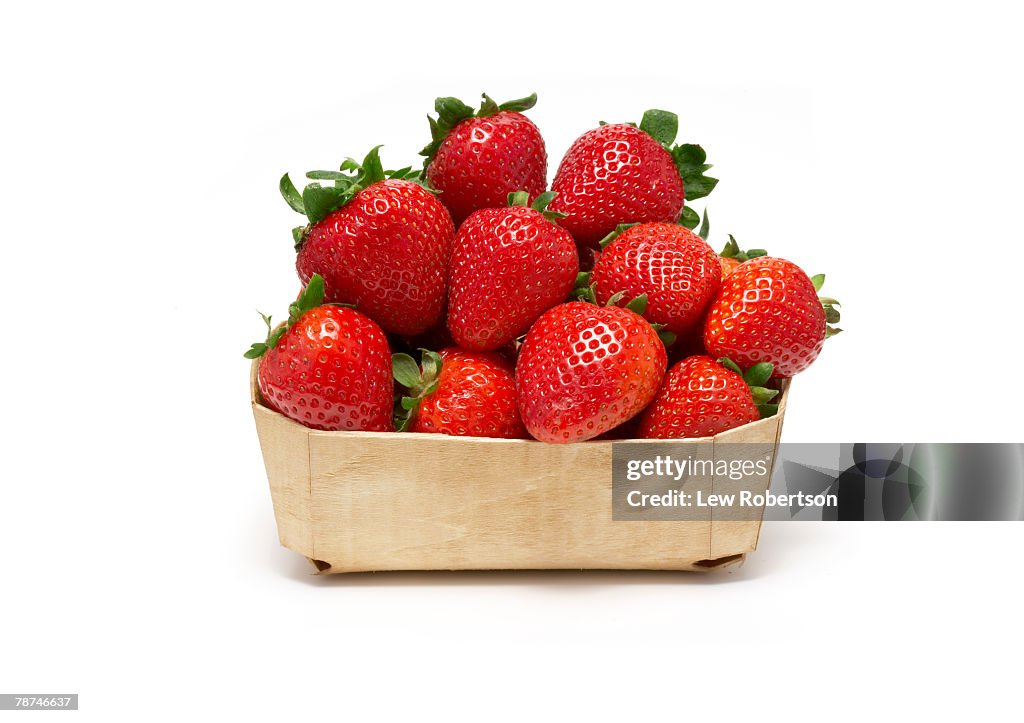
2, 1, 1022, 720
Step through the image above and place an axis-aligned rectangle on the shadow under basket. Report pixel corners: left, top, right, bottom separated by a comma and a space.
250, 361, 789, 574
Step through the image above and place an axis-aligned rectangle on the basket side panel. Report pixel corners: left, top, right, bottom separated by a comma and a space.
307, 434, 713, 572
252, 403, 314, 558
708, 380, 790, 559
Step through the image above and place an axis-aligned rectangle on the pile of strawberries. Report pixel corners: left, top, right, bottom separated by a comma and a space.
247, 93, 840, 443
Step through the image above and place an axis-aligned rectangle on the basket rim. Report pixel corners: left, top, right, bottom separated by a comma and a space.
249, 358, 790, 445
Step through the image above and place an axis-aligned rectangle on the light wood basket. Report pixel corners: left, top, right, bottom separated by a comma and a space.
250, 361, 789, 574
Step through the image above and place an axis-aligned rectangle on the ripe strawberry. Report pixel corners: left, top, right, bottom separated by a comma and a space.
515, 301, 667, 443
421, 93, 547, 226
281, 147, 454, 336
245, 275, 394, 432
588, 222, 721, 336
392, 348, 525, 439
549, 109, 718, 248
636, 356, 778, 439
717, 234, 767, 278
447, 191, 578, 351
703, 257, 842, 377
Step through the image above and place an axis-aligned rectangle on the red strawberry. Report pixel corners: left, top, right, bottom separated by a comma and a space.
393, 348, 525, 439
515, 301, 667, 443
281, 147, 454, 336
636, 356, 778, 439
421, 93, 547, 226
717, 234, 767, 278
246, 275, 394, 432
703, 257, 841, 377
588, 222, 721, 336
549, 109, 718, 248
447, 191, 579, 351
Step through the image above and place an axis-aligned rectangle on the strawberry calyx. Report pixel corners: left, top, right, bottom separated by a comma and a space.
572, 271, 597, 303
637, 108, 719, 205
392, 348, 444, 432
507, 190, 567, 222
810, 274, 843, 338
569, 284, 678, 347
281, 147, 428, 248
717, 357, 780, 419
719, 234, 768, 263
419, 92, 538, 169
244, 274, 326, 359
597, 222, 639, 250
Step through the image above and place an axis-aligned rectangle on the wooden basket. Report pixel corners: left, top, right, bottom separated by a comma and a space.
250, 361, 789, 574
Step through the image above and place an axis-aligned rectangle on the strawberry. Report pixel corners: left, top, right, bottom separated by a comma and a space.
446, 191, 578, 351
703, 257, 842, 378
392, 348, 525, 439
515, 300, 667, 443
717, 234, 767, 278
421, 93, 547, 226
280, 147, 454, 336
549, 109, 718, 248
245, 275, 394, 432
636, 356, 778, 439
587, 222, 721, 336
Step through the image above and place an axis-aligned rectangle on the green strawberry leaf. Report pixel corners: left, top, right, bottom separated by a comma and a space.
419, 349, 443, 382
280, 174, 305, 214
697, 208, 710, 241
573, 272, 596, 303
758, 403, 779, 419
639, 109, 679, 148
598, 222, 639, 250
435, 97, 476, 127
498, 93, 538, 112
672, 143, 719, 201
625, 294, 649, 316
750, 386, 779, 406
306, 170, 350, 180
530, 190, 567, 220
507, 190, 531, 207
605, 291, 626, 307
290, 274, 325, 323
392, 353, 422, 389
717, 357, 743, 376
478, 93, 501, 116
392, 349, 445, 432
679, 206, 700, 230
743, 362, 774, 387
245, 275, 325, 360
302, 184, 352, 226
360, 145, 386, 185
810, 274, 825, 292
244, 342, 268, 360
291, 226, 307, 249
720, 235, 768, 262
